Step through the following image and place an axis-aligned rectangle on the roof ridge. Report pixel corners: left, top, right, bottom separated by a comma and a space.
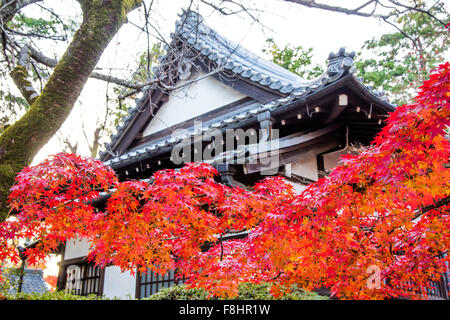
173, 9, 313, 91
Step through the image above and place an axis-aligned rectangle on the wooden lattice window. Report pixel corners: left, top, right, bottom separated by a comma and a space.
60, 259, 104, 296
392, 253, 449, 300
137, 268, 186, 298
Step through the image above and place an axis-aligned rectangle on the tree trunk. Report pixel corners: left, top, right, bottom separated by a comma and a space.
0, 0, 142, 221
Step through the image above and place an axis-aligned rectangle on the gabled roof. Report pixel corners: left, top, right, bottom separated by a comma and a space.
173, 10, 313, 94
99, 10, 394, 166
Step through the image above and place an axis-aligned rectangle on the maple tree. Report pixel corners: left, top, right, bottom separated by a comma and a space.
44, 275, 57, 291
0, 63, 449, 300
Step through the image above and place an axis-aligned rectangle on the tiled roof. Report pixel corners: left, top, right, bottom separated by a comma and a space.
173, 10, 313, 94
4, 268, 48, 294
100, 10, 393, 164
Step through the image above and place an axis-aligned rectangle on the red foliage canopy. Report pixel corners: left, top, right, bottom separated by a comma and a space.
0, 63, 449, 299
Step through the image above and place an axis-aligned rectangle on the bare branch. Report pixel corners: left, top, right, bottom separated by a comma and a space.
283, 0, 387, 18
117, 66, 224, 100
388, 0, 448, 27
353, 0, 377, 12
4, 27, 67, 41
0, 0, 43, 25
26, 45, 144, 89
283, 0, 449, 30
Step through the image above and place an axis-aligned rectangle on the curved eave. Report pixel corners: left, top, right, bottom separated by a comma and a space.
346, 75, 396, 113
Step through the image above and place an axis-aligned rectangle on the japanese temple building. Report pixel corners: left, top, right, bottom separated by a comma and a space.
55, 10, 428, 299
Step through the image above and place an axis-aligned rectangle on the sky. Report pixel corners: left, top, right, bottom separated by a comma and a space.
27, 0, 395, 164
24, 0, 396, 277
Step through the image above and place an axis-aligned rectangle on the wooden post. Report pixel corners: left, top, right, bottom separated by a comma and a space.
17, 246, 26, 293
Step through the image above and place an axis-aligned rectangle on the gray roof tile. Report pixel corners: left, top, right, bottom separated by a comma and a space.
4, 269, 48, 294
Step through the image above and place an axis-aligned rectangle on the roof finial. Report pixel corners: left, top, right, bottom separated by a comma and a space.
175, 9, 207, 35
177, 8, 202, 24
326, 47, 355, 77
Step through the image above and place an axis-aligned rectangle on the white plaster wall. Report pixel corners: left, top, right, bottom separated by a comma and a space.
322, 146, 350, 171
63, 238, 137, 299
102, 266, 136, 300
143, 71, 246, 136
290, 149, 320, 181
288, 135, 341, 182
64, 237, 91, 260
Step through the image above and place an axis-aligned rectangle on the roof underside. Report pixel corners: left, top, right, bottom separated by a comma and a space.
104, 74, 394, 171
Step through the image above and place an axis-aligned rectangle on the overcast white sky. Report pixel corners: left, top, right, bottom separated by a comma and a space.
30, 0, 394, 164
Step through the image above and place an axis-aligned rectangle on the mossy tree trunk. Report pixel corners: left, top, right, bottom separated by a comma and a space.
0, 0, 142, 221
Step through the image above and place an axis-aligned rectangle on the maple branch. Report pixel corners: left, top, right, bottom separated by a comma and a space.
0, 0, 42, 25
158, 67, 224, 91
380, 15, 420, 52
219, 234, 224, 261
353, 0, 377, 12
364, 195, 450, 235
413, 195, 450, 220
272, 271, 283, 280
161, 236, 178, 241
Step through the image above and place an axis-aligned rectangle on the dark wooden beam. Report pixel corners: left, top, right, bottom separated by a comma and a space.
111, 89, 167, 156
